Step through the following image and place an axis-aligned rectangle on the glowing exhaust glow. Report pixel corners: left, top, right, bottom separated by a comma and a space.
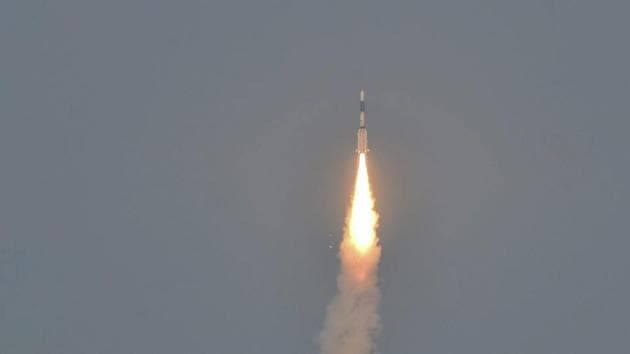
348, 153, 378, 254
320, 151, 381, 354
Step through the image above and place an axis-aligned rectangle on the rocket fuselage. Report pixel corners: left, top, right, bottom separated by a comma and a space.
357, 90, 368, 153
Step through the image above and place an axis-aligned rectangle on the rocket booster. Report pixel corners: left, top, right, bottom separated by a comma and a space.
356, 90, 368, 153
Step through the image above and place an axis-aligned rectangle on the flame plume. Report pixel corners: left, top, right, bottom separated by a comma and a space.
320, 152, 381, 354
348, 153, 379, 254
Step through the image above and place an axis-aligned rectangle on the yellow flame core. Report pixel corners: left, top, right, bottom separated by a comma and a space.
348, 153, 379, 254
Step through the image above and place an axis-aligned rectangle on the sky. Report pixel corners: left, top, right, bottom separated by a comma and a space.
1, 0, 629, 353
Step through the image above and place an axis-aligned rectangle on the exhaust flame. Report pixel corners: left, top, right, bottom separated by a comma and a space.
348, 153, 379, 254
320, 152, 381, 354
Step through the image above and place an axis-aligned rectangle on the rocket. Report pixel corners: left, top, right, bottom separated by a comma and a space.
356, 90, 369, 153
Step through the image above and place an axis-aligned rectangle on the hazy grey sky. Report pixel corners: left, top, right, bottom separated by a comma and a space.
1, 0, 629, 353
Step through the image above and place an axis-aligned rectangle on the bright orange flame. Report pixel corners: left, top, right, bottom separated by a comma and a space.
320, 152, 381, 354
348, 153, 379, 254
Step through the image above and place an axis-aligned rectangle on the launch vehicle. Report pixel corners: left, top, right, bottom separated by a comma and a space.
356, 90, 368, 153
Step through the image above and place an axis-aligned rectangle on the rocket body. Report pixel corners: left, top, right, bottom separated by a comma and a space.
356, 90, 369, 153
357, 127, 368, 153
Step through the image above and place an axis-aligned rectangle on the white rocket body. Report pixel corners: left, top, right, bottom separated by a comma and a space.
356, 90, 369, 153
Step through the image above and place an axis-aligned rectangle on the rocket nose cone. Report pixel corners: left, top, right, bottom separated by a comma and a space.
360, 90, 365, 101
